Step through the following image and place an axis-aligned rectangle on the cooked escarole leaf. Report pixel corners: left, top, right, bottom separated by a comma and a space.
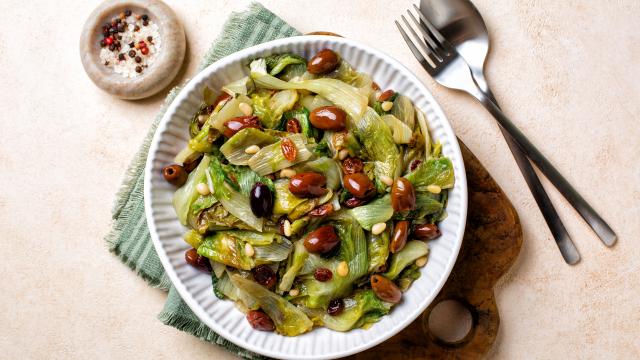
333, 60, 374, 102
198, 232, 252, 270
351, 107, 401, 192
304, 290, 390, 331
390, 94, 416, 130
405, 157, 455, 191
230, 274, 313, 336
222, 76, 254, 96
279, 240, 309, 293
218, 187, 264, 231
397, 264, 422, 291
367, 229, 390, 273
382, 114, 413, 144
300, 214, 368, 309
197, 231, 292, 270
250, 58, 367, 119
300, 94, 333, 112
248, 133, 313, 175
349, 195, 393, 231
273, 179, 307, 215
183, 229, 204, 249
216, 271, 259, 310
416, 108, 432, 156
189, 124, 220, 153
384, 240, 429, 280
220, 128, 278, 165
233, 165, 275, 196
193, 202, 254, 233
205, 157, 264, 230
394, 192, 443, 220
209, 95, 253, 132
264, 53, 306, 76
173, 156, 211, 225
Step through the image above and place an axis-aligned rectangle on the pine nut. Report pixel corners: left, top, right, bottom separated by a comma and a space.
244, 242, 255, 257
196, 182, 210, 195
283, 219, 292, 237
371, 222, 387, 235
415, 256, 428, 267
279, 168, 296, 178
338, 149, 350, 160
239, 102, 253, 116
289, 288, 299, 296
337, 261, 349, 277
245, 145, 260, 154
379, 175, 394, 187
426, 184, 442, 194
381, 101, 393, 112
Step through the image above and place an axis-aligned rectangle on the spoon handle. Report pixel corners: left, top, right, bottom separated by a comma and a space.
486, 90, 580, 264
475, 93, 617, 247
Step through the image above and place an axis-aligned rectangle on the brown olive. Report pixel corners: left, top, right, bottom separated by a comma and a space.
309, 106, 347, 131
390, 220, 410, 253
371, 275, 402, 304
342, 157, 364, 175
162, 164, 187, 186
391, 177, 416, 212
314, 267, 333, 282
185, 248, 211, 272
307, 49, 339, 74
414, 223, 441, 240
343, 173, 375, 199
327, 298, 344, 316
289, 172, 328, 198
251, 264, 277, 289
250, 182, 273, 218
304, 225, 340, 253
246, 310, 275, 331
223, 115, 260, 138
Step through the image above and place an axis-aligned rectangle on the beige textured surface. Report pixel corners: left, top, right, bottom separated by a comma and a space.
0, 0, 638, 359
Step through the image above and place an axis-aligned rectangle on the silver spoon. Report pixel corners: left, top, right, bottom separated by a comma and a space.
417, 0, 614, 264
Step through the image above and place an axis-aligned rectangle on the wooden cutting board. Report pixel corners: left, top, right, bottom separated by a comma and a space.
347, 141, 523, 359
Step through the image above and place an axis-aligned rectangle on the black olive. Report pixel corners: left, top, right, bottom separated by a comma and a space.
250, 182, 273, 218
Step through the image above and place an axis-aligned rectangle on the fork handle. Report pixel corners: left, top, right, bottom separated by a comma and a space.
475, 94, 617, 247
485, 90, 580, 263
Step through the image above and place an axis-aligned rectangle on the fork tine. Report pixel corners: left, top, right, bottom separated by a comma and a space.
411, 4, 454, 52
400, 15, 439, 65
406, 10, 445, 60
395, 20, 433, 71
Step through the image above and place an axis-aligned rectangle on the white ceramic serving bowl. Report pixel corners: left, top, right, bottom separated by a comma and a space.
144, 35, 467, 360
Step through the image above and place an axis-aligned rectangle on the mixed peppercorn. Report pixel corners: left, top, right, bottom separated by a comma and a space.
98, 9, 158, 76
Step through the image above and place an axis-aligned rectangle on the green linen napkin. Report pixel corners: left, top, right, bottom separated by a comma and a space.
105, 3, 300, 359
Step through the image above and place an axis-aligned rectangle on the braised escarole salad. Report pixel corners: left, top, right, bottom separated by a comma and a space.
161, 48, 454, 336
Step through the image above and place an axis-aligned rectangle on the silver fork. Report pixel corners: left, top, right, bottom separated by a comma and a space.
396, 7, 617, 256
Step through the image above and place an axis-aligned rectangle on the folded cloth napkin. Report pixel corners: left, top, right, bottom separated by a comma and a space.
105, 3, 300, 359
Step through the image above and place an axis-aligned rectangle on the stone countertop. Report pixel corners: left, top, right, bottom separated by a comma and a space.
0, 0, 638, 358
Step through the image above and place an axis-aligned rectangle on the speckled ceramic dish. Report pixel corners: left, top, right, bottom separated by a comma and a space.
144, 36, 467, 359
80, 0, 185, 99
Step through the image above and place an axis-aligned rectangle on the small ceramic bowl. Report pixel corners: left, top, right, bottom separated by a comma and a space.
80, 0, 185, 99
